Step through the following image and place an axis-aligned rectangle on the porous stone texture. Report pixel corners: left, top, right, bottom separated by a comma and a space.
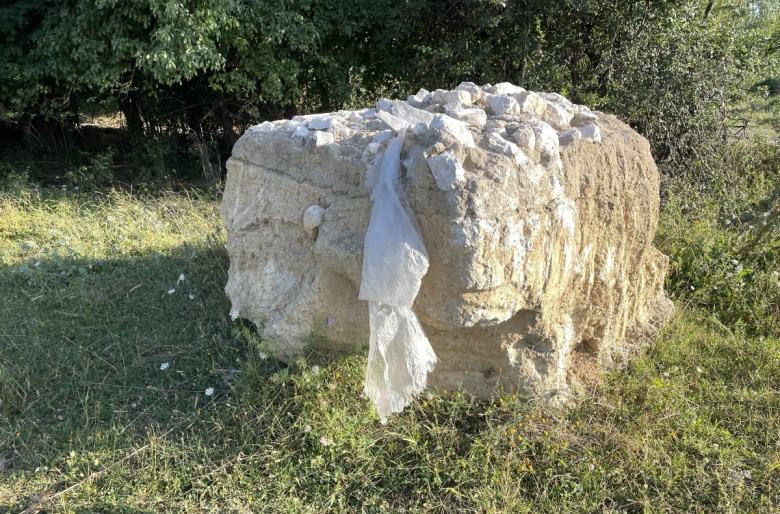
222, 82, 674, 401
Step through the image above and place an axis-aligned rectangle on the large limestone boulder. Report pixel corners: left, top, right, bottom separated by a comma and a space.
222, 82, 674, 406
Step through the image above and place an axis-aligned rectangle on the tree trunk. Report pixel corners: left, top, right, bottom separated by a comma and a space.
219, 96, 239, 149
118, 92, 144, 138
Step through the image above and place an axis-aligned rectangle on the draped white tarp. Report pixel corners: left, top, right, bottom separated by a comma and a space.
359, 104, 438, 423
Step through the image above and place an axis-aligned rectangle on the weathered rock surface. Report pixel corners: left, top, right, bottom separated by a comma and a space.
222, 82, 674, 404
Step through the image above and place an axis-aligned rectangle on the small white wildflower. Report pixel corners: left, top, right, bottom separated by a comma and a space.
229, 308, 239, 321
258, 352, 269, 360
188, 294, 195, 300
696, 366, 703, 374
589, 463, 595, 471
167, 288, 176, 295
311, 365, 320, 375
160, 362, 170, 371
177, 273, 186, 284
663, 371, 670, 377
34, 261, 41, 268
304, 424, 312, 433
205, 387, 215, 396
319, 436, 334, 446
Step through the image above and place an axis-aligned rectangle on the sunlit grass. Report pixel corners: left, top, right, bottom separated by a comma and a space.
0, 182, 778, 512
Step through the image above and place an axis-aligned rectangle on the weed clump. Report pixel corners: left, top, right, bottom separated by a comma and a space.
658, 141, 780, 337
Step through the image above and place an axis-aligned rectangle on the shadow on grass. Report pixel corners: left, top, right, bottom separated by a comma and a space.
0, 241, 266, 511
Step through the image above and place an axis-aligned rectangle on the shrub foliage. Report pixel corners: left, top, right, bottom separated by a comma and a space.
1, 0, 778, 175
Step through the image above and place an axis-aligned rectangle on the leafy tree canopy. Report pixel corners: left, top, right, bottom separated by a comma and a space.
0, 0, 777, 178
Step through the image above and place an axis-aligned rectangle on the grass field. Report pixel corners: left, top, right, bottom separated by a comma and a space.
0, 147, 778, 512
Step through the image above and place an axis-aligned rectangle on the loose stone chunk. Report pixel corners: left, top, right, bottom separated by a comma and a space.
427, 149, 466, 191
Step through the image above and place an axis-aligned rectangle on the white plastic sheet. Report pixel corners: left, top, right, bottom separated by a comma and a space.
360, 122, 437, 423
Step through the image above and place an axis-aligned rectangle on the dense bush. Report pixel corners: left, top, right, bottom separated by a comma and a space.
0, 0, 397, 153
1, 0, 778, 181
